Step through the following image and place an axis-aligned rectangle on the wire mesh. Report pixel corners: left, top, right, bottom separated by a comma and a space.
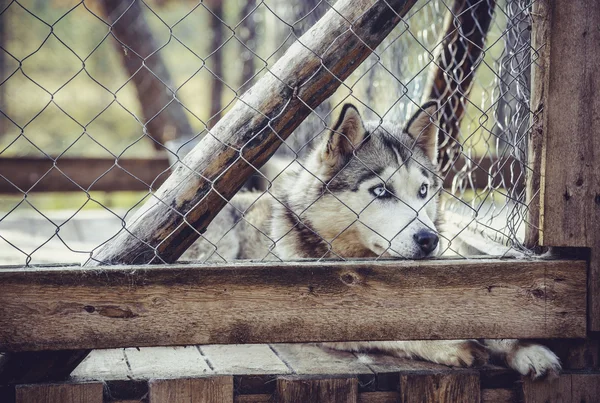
0, 0, 538, 266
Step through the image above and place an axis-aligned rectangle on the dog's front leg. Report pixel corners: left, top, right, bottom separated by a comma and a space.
483, 339, 561, 379
321, 340, 489, 368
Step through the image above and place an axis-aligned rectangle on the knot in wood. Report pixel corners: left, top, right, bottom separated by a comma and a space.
340, 272, 359, 286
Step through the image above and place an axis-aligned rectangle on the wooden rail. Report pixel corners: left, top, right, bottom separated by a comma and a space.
0, 155, 522, 194
0, 259, 586, 352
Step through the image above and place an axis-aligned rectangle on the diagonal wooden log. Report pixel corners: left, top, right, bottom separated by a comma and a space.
88, 0, 419, 266
0, 0, 419, 385
422, 0, 496, 175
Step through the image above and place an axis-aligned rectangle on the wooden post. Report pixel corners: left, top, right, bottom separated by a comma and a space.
88, 0, 419, 266
99, 0, 195, 149
422, 0, 496, 174
527, 0, 600, 330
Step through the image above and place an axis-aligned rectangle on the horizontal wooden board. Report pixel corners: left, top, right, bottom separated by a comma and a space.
0, 259, 586, 352
0, 157, 171, 194
0, 156, 516, 194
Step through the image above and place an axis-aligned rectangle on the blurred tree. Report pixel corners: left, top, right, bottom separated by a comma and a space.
239, 0, 257, 94
99, 0, 194, 151
207, 0, 224, 129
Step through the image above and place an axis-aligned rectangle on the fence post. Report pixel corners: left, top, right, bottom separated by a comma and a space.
526, 0, 600, 329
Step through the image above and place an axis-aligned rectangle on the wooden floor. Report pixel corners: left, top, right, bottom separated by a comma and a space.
70, 344, 520, 402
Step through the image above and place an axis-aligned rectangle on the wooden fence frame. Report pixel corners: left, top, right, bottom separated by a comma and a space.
0, 0, 599, 401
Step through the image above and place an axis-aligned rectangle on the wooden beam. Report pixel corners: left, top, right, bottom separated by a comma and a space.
0, 259, 586, 352
532, 0, 600, 331
15, 382, 103, 403
0, 157, 170, 194
0, 155, 516, 194
398, 372, 480, 403
276, 376, 358, 403
148, 377, 234, 403
86, 0, 420, 266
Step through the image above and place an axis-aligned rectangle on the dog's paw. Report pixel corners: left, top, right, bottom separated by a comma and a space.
507, 344, 561, 379
436, 340, 489, 368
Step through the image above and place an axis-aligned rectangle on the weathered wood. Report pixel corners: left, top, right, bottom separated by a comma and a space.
87, 0, 419, 266
423, 0, 496, 174
534, 0, 600, 332
149, 376, 234, 403
399, 372, 480, 403
524, 0, 552, 249
99, 0, 194, 148
522, 374, 571, 403
539, 0, 600, 248
276, 376, 358, 403
270, 344, 371, 375
200, 345, 290, 375
15, 382, 103, 403
570, 374, 600, 403
0, 260, 586, 352
235, 395, 272, 403
358, 391, 399, 403
480, 388, 514, 403
543, 339, 599, 370
70, 349, 131, 381
125, 346, 212, 380
0, 157, 170, 193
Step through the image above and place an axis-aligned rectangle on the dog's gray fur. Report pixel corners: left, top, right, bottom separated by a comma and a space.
183, 103, 560, 379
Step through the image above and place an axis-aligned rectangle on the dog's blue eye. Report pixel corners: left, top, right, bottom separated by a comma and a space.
371, 185, 390, 198
418, 183, 428, 198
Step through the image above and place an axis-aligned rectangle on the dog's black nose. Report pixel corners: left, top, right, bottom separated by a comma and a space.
414, 230, 439, 254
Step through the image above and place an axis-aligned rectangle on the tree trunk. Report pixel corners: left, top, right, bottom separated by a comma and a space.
422, 0, 496, 174
99, 0, 194, 150
239, 0, 257, 94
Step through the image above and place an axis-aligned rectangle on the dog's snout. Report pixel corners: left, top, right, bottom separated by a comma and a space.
413, 230, 439, 254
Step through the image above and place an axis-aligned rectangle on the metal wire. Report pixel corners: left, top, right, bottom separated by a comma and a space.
0, 0, 538, 266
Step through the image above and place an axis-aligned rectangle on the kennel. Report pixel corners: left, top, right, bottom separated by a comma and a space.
0, 0, 598, 401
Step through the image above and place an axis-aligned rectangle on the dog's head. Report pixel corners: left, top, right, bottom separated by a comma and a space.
295, 101, 441, 259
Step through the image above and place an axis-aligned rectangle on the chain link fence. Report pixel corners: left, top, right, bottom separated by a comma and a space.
0, 0, 538, 266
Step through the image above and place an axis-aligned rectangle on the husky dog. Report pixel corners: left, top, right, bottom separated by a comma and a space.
183, 102, 561, 378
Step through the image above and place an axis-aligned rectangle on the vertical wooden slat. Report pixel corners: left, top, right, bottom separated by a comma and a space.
399, 372, 480, 403
480, 388, 515, 403
539, 0, 600, 248
521, 375, 572, 403
149, 376, 234, 403
276, 376, 358, 403
570, 374, 600, 402
16, 382, 103, 403
524, 0, 552, 249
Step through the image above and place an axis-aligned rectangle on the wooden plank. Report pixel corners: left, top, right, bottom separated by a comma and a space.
16, 382, 103, 403
570, 374, 600, 402
399, 372, 480, 403
480, 388, 514, 403
543, 339, 599, 370
0, 259, 586, 352
524, 0, 551, 249
276, 376, 358, 403
358, 391, 399, 403
540, 0, 600, 249
200, 345, 290, 375
70, 348, 131, 381
125, 346, 212, 380
521, 374, 572, 403
270, 344, 371, 375
235, 395, 272, 403
149, 376, 233, 403
0, 157, 170, 194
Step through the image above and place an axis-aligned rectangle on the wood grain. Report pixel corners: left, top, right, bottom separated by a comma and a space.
0, 259, 586, 352
480, 388, 515, 403
358, 391, 399, 403
524, 0, 552, 249
276, 376, 358, 403
399, 372, 480, 403
15, 382, 103, 403
149, 376, 234, 403
539, 0, 600, 248
87, 0, 419, 266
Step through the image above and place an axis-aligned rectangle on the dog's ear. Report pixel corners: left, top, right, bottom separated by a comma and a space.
322, 103, 367, 168
405, 101, 439, 163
